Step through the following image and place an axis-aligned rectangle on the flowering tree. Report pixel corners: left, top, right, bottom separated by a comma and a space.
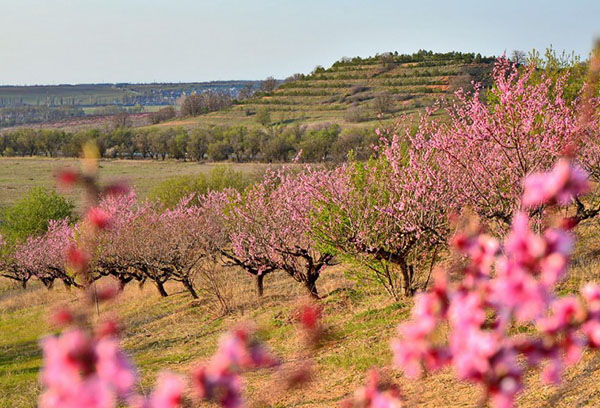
224, 167, 338, 298
415, 58, 600, 226
1, 220, 78, 289
217, 188, 278, 298
310, 133, 450, 299
92, 193, 150, 289
391, 159, 600, 408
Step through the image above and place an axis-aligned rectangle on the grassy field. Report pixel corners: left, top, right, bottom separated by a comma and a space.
2, 222, 600, 407
0, 157, 268, 209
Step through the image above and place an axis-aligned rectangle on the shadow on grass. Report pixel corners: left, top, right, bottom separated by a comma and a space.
0, 338, 41, 376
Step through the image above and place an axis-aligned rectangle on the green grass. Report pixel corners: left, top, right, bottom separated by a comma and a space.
3, 246, 600, 407
0, 157, 268, 209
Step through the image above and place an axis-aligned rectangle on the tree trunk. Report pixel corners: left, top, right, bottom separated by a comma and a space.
304, 273, 319, 299
182, 278, 199, 299
255, 274, 265, 297
155, 281, 168, 297
21, 279, 27, 289
400, 260, 415, 297
118, 275, 133, 290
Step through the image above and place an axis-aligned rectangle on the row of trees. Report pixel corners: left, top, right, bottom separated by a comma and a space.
1, 58, 599, 304
0, 123, 379, 162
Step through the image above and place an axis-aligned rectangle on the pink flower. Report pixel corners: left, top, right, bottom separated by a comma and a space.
40, 377, 115, 408
56, 169, 79, 188
538, 297, 584, 333
66, 245, 90, 274
504, 213, 545, 268
212, 327, 279, 372
583, 320, 600, 347
95, 337, 136, 397
149, 372, 185, 408
192, 366, 242, 408
489, 375, 521, 408
582, 283, 600, 313
522, 160, 589, 208
49, 307, 74, 327
492, 261, 548, 321
87, 207, 112, 230
40, 330, 96, 390
343, 370, 403, 408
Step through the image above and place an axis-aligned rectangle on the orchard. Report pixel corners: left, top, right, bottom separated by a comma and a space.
1, 53, 600, 407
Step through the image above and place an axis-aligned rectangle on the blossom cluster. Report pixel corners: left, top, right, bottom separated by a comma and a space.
391, 160, 600, 407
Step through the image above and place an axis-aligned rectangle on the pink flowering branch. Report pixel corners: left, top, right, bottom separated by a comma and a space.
391, 159, 600, 408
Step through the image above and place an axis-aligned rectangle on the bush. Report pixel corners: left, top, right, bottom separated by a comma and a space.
0, 187, 75, 244
148, 165, 257, 208
256, 108, 271, 126
148, 106, 176, 124
344, 106, 370, 123
373, 93, 395, 114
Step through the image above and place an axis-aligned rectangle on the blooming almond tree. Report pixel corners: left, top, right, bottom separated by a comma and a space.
415, 58, 600, 226
310, 133, 450, 299
11, 219, 79, 289
225, 166, 338, 298
391, 159, 600, 408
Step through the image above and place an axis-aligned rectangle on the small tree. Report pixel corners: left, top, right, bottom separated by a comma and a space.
225, 167, 338, 298
373, 93, 395, 115
260, 76, 278, 92
256, 108, 271, 127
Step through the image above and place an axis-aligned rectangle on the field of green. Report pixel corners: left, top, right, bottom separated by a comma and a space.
0, 157, 267, 209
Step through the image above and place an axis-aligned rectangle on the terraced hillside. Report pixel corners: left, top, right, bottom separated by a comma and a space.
156, 51, 495, 130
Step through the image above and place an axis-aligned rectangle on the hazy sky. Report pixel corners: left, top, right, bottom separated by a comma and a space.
1, 0, 599, 85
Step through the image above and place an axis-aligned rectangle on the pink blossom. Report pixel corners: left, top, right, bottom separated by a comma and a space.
40, 377, 115, 408
87, 207, 112, 230
192, 366, 242, 408
522, 160, 590, 208
148, 372, 186, 408
583, 320, 600, 347
582, 283, 600, 312
95, 337, 137, 397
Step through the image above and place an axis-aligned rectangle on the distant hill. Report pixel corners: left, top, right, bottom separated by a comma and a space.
0, 81, 258, 107
149, 50, 495, 131
0, 51, 496, 131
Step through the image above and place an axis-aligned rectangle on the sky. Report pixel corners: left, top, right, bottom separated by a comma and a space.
0, 0, 599, 85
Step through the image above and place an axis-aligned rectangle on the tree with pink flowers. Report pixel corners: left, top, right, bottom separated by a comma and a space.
414, 57, 600, 227
311, 132, 450, 299
391, 159, 600, 408
224, 166, 339, 298
2, 219, 78, 289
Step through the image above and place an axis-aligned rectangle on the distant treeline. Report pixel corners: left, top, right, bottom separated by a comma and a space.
0, 106, 85, 127
330, 50, 496, 67
0, 124, 379, 162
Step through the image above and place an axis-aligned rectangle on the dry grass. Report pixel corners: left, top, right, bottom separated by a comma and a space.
2, 225, 600, 407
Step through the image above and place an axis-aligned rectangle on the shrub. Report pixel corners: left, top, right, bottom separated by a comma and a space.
147, 106, 176, 124
0, 187, 74, 245
148, 166, 256, 208
256, 107, 271, 126
344, 106, 370, 123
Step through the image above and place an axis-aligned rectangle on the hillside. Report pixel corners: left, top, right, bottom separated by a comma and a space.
0, 52, 495, 133
149, 51, 495, 130
3, 220, 600, 408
